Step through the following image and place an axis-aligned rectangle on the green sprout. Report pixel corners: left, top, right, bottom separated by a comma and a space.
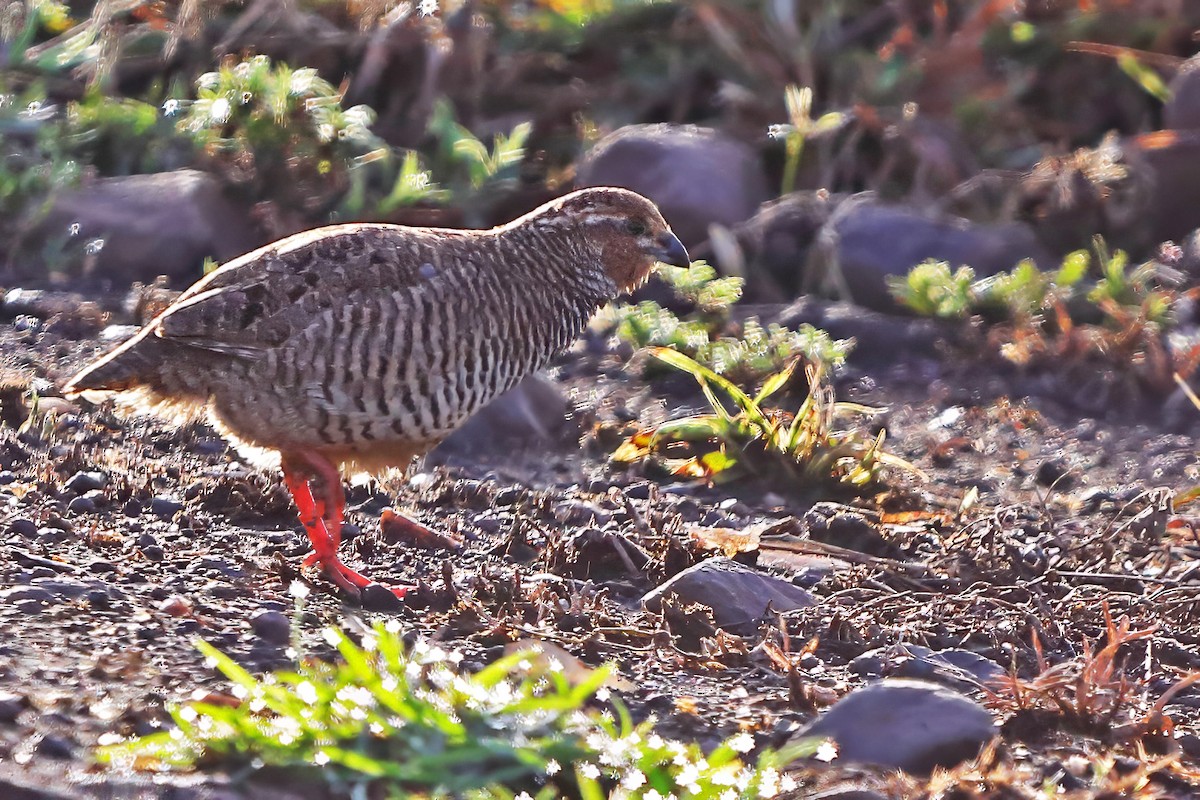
98, 623, 815, 798
611, 261, 852, 386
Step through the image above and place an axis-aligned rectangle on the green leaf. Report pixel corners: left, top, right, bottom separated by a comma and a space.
753, 360, 798, 405
1117, 52, 1171, 102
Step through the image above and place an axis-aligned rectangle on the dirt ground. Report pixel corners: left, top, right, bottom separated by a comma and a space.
1, 294, 1199, 799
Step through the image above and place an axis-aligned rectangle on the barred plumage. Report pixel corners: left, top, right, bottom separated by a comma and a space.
64, 187, 689, 599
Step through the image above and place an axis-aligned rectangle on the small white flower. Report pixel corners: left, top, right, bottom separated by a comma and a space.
729, 731, 754, 753
579, 762, 600, 780
815, 739, 838, 763
296, 681, 319, 705
209, 97, 231, 124
418, 0, 438, 15
545, 759, 561, 775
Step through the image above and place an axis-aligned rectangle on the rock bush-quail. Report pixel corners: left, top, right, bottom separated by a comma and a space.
65, 187, 690, 598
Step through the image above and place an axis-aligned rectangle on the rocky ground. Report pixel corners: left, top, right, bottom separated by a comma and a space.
1, 287, 1200, 799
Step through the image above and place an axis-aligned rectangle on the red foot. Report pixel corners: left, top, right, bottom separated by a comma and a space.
281, 450, 413, 601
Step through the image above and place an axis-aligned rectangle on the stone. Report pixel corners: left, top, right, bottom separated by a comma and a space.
808, 196, 1053, 311
0, 586, 55, 605
711, 191, 837, 300
250, 610, 291, 645
0, 690, 27, 724
21, 170, 261, 286
1165, 56, 1200, 131
67, 495, 96, 514
7, 518, 38, 538
429, 374, 570, 462
794, 679, 996, 773
63, 470, 107, 495
850, 644, 1005, 693
576, 124, 769, 247
771, 297, 943, 369
642, 557, 814, 635
150, 496, 185, 519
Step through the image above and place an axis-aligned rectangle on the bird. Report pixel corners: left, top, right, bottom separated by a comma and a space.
63, 187, 690, 599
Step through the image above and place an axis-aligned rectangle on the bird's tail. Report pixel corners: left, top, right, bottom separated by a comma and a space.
62, 327, 160, 398
64, 329, 209, 425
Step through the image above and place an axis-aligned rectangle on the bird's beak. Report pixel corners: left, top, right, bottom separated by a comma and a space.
653, 231, 691, 269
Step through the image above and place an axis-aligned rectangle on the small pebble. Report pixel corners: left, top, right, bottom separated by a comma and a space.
37, 526, 71, 544
1036, 458, 1074, 490
624, 481, 652, 500
141, 545, 164, 562
34, 734, 76, 759
362, 584, 406, 611
0, 690, 27, 724
250, 610, 291, 645
7, 518, 37, 538
0, 470, 15, 485
85, 589, 111, 608
493, 486, 522, 506
67, 495, 96, 514
150, 496, 184, 519
64, 470, 107, 495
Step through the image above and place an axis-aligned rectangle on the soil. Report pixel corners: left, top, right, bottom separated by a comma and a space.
1, 298, 1200, 799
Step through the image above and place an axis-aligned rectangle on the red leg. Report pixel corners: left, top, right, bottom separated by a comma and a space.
280, 451, 410, 599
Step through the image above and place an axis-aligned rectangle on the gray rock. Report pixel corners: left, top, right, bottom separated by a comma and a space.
810, 195, 1052, 311
250, 610, 291, 645
576, 124, 769, 246
850, 644, 1005, 693
1, 586, 55, 605
7, 518, 38, 538
642, 557, 814, 635
430, 374, 569, 461
1165, 56, 1200, 131
67, 495, 96, 514
794, 679, 996, 773
150, 496, 185, 519
771, 297, 943, 369
64, 470, 107, 495
23, 170, 260, 286
0, 690, 27, 724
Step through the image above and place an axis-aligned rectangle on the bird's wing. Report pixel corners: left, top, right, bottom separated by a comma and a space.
150, 224, 441, 356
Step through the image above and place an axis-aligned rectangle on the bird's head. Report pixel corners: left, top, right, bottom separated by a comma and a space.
531, 187, 691, 293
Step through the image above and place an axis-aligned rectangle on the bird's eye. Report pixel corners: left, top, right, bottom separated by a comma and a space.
626, 219, 648, 236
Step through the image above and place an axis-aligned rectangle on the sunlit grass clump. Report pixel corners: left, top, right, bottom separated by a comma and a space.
98, 623, 812, 798
614, 348, 913, 488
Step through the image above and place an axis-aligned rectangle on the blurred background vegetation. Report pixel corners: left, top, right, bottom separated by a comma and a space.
2, 0, 1199, 288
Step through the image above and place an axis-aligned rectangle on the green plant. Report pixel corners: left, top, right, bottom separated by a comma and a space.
178, 55, 383, 212
427, 99, 531, 191
0, 87, 80, 230
611, 262, 852, 386
98, 623, 814, 798
613, 348, 911, 487
65, 87, 190, 175
890, 245, 1173, 329
770, 85, 845, 196
888, 244, 1189, 384
889, 260, 977, 319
